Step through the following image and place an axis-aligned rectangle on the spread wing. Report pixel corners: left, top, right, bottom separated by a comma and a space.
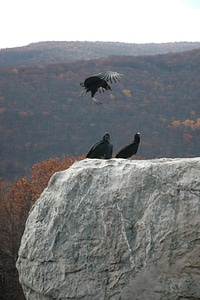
95, 71, 123, 84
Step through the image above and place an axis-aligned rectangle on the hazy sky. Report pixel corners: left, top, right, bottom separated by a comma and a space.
1, 0, 200, 49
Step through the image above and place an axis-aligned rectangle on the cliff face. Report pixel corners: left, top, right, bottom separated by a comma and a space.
16, 158, 200, 300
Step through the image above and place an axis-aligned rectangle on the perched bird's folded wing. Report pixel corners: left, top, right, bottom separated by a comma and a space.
86, 140, 105, 158
115, 142, 139, 158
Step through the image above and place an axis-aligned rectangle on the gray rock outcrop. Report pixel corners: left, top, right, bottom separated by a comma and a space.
16, 158, 200, 300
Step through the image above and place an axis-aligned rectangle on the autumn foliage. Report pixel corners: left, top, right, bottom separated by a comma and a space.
1, 48, 200, 181
0, 42, 200, 298
0, 155, 84, 299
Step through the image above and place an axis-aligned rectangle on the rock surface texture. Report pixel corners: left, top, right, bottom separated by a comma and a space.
16, 158, 200, 300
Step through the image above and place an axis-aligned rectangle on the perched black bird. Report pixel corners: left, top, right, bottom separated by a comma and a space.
80, 71, 123, 104
115, 133, 140, 159
86, 132, 113, 159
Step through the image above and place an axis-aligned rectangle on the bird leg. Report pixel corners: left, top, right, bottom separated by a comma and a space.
98, 87, 106, 93
91, 97, 102, 105
79, 90, 86, 97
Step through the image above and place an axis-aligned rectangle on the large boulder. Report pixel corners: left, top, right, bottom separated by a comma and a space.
16, 158, 200, 300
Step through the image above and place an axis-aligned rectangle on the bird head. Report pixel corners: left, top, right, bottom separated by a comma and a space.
103, 132, 110, 141
134, 133, 140, 144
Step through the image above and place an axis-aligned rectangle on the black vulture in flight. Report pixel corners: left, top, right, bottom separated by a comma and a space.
86, 132, 113, 159
80, 71, 123, 104
115, 133, 140, 159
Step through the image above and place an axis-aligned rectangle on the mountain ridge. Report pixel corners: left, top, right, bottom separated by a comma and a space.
0, 41, 200, 67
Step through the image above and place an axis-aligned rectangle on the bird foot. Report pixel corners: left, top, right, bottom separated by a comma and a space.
79, 90, 86, 97
91, 97, 102, 105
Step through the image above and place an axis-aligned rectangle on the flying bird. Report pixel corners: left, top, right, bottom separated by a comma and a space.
80, 71, 123, 104
86, 132, 113, 159
115, 133, 140, 159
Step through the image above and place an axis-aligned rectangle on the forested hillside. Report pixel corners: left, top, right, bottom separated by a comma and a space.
0, 42, 200, 299
1, 41, 200, 67
0, 48, 200, 181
